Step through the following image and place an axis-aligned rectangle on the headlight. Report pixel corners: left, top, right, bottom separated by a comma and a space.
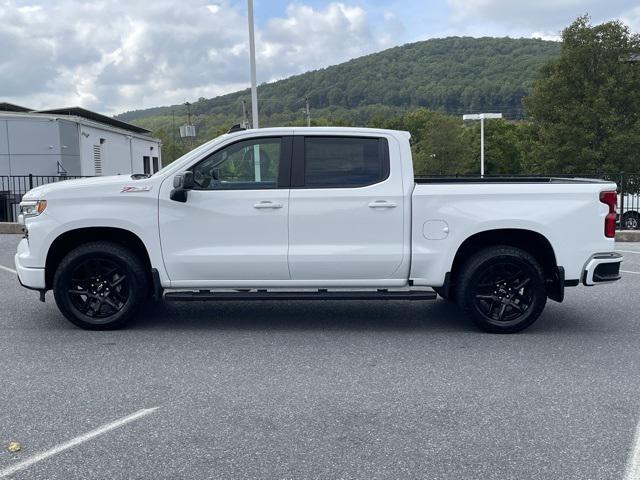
20, 200, 47, 218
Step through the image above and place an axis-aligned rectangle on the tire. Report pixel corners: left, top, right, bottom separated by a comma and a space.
433, 287, 454, 302
456, 246, 547, 333
622, 211, 640, 230
53, 241, 149, 330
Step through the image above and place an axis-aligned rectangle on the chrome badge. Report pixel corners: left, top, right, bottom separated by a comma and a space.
121, 185, 152, 193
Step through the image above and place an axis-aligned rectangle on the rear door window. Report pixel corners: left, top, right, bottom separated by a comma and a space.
301, 137, 389, 188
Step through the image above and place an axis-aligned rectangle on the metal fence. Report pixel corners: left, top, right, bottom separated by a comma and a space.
0, 175, 88, 222
1, 172, 640, 229
618, 173, 640, 229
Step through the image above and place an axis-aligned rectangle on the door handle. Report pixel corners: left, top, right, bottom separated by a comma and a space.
253, 201, 283, 209
368, 200, 397, 208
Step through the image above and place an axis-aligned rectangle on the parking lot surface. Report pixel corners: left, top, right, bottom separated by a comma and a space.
1, 234, 639, 479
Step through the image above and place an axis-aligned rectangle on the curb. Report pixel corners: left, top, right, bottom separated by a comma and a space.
0, 223, 22, 234
616, 230, 640, 242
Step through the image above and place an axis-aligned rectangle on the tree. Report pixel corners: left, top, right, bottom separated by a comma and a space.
388, 109, 475, 175
465, 120, 532, 175
121, 37, 559, 129
525, 15, 640, 174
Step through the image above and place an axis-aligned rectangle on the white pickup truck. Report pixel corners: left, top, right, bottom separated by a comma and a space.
15, 127, 622, 333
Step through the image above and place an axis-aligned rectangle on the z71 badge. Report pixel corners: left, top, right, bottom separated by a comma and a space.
121, 185, 152, 193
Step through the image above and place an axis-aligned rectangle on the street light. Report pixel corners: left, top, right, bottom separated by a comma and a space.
247, 0, 259, 129
462, 113, 502, 176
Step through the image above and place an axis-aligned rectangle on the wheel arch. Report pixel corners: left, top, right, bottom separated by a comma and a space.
45, 227, 153, 290
445, 228, 563, 301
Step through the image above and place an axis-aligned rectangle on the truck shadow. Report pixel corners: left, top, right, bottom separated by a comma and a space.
132, 298, 473, 333
125, 298, 610, 335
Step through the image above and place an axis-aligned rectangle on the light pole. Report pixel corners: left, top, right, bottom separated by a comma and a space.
247, 0, 259, 129
462, 113, 502, 176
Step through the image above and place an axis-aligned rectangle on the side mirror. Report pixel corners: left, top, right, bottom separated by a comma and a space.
170, 171, 194, 203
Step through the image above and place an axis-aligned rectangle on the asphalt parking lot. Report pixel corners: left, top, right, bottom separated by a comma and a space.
0, 234, 639, 480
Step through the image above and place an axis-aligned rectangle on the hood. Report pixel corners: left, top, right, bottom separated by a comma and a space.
22, 175, 158, 201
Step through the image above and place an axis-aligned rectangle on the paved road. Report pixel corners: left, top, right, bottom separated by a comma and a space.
0, 234, 639, 479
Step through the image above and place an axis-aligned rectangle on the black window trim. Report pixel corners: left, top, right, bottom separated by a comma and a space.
188, 135, 293, 191
291, 135, 390, 189
143, 156, 151, 175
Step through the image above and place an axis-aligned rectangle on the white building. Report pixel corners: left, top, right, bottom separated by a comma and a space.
0, 103, 162, 177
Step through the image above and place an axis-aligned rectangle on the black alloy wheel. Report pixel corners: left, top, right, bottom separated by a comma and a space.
67, 258, 130, 320
457, 246, 547, 333
622, 212, 640, 230
53, 241, 148, 330
472, 262, 534, 325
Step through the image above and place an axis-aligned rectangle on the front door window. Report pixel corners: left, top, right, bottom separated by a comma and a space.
192, 138, 281, 190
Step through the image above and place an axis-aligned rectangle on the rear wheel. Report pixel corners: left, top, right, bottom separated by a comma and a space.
456, 246, 547, 333
53, 241, 148, 330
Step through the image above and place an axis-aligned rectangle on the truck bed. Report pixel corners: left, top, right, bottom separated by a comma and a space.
409, 177, 617, 287
415, 176, 612, 184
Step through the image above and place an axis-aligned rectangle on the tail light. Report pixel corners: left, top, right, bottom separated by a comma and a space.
600, 191, 617, 238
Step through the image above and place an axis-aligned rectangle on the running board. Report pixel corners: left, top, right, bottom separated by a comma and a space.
164, 289, 437, 302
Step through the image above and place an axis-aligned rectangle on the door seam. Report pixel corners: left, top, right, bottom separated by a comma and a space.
286, 187, 292, 279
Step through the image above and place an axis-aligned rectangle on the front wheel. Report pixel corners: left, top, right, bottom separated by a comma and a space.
456, 246, 547, 333
53, 241, 149, 330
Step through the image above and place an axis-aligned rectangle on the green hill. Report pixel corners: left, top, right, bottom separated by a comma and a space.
116, 36, 559, 159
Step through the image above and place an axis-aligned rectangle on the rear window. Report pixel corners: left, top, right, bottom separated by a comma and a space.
303, 137, 388, 188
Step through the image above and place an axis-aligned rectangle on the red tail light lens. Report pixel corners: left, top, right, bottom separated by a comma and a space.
599, 191, 617, 238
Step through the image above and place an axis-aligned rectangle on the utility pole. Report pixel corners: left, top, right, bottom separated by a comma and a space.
179, 102, 196, 150
247, 0, 259, 129
462, 113, 502, 176
241, 99, 249, 129
304, 97, 311, 127
185, 102, 193, 149
617, 52, 639, 222
480, 116, 484, 175
171, 109, 176, 161
185, 102, 192, 125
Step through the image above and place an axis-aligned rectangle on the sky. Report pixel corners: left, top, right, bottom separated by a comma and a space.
1, 0, 639, 115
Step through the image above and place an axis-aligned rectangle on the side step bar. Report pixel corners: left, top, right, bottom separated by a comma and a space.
164, 289, 437, 302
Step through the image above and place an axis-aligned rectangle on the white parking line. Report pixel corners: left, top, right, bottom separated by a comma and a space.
624, 418, 640, 480
622, 270, 640, 275
0, 265, 16, 275
0, 407, 159, 478
618, 249, 640, 255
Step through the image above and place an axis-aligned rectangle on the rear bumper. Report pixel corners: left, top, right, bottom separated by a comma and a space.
582, 252, 623, 286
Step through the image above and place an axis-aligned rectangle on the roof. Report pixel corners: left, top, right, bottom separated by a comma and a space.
36, 106, 150, 134
0, 102, 32, 112
223, 126, 410, 135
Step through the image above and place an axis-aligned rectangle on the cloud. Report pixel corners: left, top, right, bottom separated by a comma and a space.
447, 0, 639, 32
259, 3, 397, 80
530, 31, 562, 41
621, 6, 640, 31
0, 1, 401, 114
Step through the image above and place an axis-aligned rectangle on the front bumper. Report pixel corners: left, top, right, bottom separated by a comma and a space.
582, 252, 623, 286
15, 239, 46, 290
